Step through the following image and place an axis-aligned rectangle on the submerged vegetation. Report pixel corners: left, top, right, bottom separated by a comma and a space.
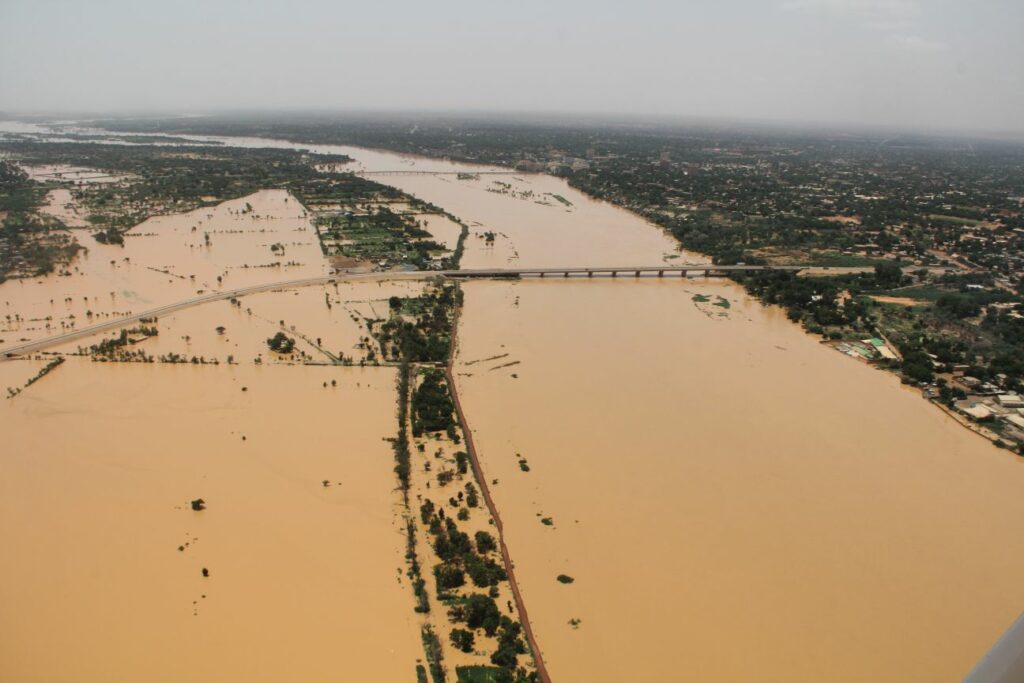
413, 369, 456, 436
5, 356, 65, 398
266, 331, 296, 354
87, 326, 159, 360
373, 282, 461, 363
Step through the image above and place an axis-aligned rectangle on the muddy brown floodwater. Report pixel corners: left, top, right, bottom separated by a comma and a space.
453, 279, 1024, 682
0, 361, 421, 682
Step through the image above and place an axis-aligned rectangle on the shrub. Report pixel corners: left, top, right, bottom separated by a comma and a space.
434, 563, 465, 591
266, 331, 295, 353
475, 531, 497, 554
449, 628, 475, 653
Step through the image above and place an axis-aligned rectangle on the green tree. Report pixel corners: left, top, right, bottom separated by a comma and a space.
449, 628, 475, 653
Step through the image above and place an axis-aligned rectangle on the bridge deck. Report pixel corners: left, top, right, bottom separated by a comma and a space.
446, 264, 802, 277
358, 170, 521, 176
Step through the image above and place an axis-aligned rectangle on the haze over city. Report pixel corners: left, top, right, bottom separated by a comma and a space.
1, 0, 1022, 135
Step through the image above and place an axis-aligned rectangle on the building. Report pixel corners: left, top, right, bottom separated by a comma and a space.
514, 160, 545, 173
996, 394, 1024, 408
1003, 414, 1024, 430
964, 404, 994, 420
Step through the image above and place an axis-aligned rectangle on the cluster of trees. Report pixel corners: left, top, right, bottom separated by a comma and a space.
935, 289, 1015, 320
736, 270, 872, 330
411, 369, 455, 436
377, 284, 459, 363
444, 594, 529, 673
266, 331, 295, 354
423, 506, 507, 593
89, 326, 158, 358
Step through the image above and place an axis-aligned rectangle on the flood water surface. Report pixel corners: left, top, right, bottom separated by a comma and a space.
0, 362, 419, 682
453, 279, 1024, 682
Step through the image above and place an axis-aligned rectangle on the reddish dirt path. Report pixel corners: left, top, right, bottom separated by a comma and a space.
446, 304, 552, 682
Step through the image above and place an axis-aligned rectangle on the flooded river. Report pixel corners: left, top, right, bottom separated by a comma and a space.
2, 123, 1023, 681
453, 279, 1024, 682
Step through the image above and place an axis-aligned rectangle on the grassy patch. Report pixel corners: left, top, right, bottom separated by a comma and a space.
929, 214, 983, 227
876, 285, 950, 302
456, 666, 505, 683
421, 625, 445, 683
806, 252, 891, 267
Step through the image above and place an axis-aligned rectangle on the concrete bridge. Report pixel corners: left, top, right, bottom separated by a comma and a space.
359, 170, 521, 176
446, 264, 806, 279
0, 264, 803, 359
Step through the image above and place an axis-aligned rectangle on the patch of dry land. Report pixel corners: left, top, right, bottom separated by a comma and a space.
0, 361, 421, 682
452, 278, 1024, 683
870, 295, 926, 306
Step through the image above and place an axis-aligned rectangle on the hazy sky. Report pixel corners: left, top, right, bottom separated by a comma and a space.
1, 0, 1021, 134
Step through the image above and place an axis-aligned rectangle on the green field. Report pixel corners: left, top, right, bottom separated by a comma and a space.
806, 252, 890, 267
928, 214, 985, 227
456, 666, 506, 683
876, 285, 950, 302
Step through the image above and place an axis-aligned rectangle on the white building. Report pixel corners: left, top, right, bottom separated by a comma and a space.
996, 394, 1024, 408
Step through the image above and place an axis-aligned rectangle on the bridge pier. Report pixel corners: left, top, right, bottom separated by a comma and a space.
587, 270, 593, 278
564, 272, 569, 278
658, 270, 664, 277
611, 271, 617, 278
634, 270, 640, 277
539, 272, 545, 278
704, 269, 710, 277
